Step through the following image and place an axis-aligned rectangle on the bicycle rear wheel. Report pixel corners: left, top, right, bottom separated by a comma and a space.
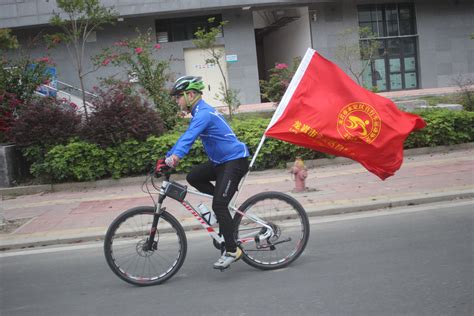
104, 206, 187, 286
234, 191, 309, 270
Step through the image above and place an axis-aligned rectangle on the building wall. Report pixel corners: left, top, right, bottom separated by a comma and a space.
2, 0, 474, 100
416, 0, 474, 88
309, 0, 474, 89
263, 7, 312, 73
222, 10, 260, 104
10, 9, 261, 104
309, 2, 359, 77
0, 0, 321, 29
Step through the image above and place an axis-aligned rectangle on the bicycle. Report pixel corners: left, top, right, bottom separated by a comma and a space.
104, 167, 310, 286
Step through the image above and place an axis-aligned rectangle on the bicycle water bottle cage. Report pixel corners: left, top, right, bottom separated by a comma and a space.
165, 181, 187, 202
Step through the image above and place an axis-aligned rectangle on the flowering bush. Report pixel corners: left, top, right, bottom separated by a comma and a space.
0, 54, 57, 143
259, 57, 301, 104
95, 29, 178, 129
83, 81, 166, 147
0, 55, 53, 104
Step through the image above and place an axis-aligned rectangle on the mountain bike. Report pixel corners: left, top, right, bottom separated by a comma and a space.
104, 168, 310, 286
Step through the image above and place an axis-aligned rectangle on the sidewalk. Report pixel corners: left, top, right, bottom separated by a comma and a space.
1, 144, 473, 251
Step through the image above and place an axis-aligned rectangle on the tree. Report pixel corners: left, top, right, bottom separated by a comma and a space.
0, 28, 19, 50
334, 27, 380, 87
95, 29, 178, 130
46, 0, 118, 120
193, 18, 240, 119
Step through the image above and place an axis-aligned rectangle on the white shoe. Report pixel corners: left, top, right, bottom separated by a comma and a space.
213, 248, 243, 270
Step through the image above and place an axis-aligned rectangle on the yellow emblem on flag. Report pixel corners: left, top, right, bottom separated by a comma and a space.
337, 102, 381, 144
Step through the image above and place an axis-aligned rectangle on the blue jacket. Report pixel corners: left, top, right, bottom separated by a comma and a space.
166, 99, 249, 164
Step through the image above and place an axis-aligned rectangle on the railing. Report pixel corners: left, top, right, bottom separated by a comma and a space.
36, 80, 97, 109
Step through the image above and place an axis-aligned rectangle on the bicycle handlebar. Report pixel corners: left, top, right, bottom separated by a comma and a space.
154, 165, 173, 181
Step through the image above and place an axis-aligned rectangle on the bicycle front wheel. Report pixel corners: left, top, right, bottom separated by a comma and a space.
104, 206, 187, 286
234, 192, 310, 270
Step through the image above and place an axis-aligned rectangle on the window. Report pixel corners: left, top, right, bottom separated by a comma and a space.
155, 15, 223, 43
358, 3, 418, 91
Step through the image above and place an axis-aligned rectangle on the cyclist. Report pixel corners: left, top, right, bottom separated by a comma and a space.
157, 75, 250, 270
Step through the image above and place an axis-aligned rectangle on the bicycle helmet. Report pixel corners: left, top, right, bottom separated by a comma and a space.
170, 76, 205, 96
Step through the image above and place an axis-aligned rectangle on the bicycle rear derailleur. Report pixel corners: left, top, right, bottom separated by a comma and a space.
255, 223, 290, 250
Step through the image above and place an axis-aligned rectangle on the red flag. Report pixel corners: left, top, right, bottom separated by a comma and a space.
265, 49, 426, 180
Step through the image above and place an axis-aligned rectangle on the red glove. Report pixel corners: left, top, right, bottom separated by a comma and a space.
155, 158, 167, 173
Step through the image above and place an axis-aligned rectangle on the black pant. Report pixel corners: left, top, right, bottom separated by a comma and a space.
186, 158, 249, 252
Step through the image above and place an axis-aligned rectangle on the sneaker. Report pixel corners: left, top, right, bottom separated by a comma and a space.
213, 247, 243, 270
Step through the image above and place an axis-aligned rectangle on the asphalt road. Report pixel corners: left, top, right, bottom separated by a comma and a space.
1, 200, 473, 316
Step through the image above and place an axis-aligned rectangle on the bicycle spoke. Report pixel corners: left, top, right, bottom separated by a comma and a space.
235, 192, 309, 270
104, 207, 187, 286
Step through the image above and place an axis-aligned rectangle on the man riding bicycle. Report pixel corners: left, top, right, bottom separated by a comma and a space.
157, 75, 249, 270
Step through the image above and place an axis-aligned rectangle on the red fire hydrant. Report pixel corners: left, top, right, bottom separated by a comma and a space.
290, 157, 308, 192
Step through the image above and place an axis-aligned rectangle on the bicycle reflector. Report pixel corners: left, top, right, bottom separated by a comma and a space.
165, 181, 187, 202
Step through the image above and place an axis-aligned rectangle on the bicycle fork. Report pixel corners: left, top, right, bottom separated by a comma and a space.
145, 187, 167, 251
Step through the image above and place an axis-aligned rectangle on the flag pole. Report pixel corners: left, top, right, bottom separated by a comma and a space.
249, 134, 266, 169
231, 133, 266, 207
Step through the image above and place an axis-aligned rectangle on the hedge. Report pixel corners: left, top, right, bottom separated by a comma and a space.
30, 109, 474, 182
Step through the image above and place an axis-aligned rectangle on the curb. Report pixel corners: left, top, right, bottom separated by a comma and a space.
1, 143, 473, 198
1, 189, 472, 251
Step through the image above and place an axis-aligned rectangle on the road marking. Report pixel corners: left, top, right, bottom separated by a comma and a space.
0, 242, 103, 258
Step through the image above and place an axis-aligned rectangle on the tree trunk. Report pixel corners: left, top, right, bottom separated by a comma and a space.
79, 74, 89, 121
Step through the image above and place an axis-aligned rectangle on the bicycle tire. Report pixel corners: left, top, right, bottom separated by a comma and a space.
104, 206, 187, 286
234, 191, 310, 270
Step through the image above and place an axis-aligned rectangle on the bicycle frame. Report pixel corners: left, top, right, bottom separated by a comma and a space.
151, 178, 274, 248
147, 134, 273, 250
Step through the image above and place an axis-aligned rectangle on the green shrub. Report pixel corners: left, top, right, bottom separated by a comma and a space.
32, 141, 107, 182
405, 109, 474, 148
105, 139, 152, 179
146, 133, 207, 174
30, 109, 474, 182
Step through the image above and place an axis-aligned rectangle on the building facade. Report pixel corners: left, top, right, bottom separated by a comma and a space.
1, 0, 473, 106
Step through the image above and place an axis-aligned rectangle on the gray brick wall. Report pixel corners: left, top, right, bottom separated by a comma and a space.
0, 0, 320, 28
416, 0, 474, 88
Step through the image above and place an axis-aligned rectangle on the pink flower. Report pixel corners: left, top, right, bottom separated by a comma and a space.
275, 63, 288, 70
154, 43, 161, 50
135, 47, 143, 54
69, 102, 78, 109
102, 58, 111, 66
36, 57, 50, 64
51, 35, 61, 44
113, 41, 128, 47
